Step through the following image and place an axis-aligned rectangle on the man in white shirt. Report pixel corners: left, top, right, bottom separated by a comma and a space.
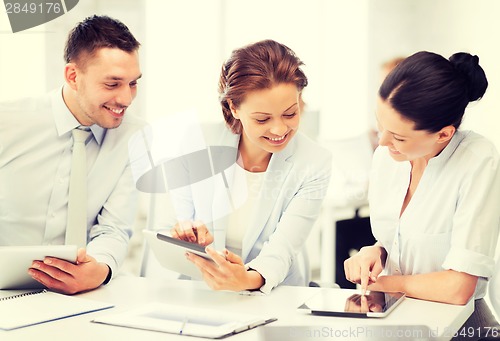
0, 15, 144, 294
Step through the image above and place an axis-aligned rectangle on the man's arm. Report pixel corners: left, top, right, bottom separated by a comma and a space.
29, 132, 143, 294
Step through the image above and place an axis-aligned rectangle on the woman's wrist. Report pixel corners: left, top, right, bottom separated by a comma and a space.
372, 244, 388, 265
374, 275, 406, 294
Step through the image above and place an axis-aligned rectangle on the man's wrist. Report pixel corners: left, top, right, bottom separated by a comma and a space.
101, 264, 112, 285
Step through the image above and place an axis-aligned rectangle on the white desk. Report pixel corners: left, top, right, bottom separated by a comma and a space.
1, 276, 472, 341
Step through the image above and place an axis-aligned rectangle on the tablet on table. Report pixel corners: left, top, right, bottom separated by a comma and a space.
300, 289, 405, 318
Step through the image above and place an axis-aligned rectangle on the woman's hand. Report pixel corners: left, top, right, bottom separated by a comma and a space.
170, 220, 213, 246
186, 248, 264, 291
344, 245, 387, 294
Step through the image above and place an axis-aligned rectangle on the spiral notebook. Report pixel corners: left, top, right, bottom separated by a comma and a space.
0, 289, 113, 330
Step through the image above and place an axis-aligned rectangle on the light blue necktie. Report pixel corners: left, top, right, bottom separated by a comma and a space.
65, 128, 91, 248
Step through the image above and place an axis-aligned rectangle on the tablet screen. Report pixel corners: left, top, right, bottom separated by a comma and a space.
303, 290, 405, 318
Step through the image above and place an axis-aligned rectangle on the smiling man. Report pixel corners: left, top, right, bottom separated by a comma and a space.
0, 15, 144, 294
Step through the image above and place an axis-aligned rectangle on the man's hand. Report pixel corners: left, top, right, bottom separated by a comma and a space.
29, 248, 110, 295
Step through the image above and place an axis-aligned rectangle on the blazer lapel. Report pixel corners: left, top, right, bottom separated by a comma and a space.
241, 138, 296, 262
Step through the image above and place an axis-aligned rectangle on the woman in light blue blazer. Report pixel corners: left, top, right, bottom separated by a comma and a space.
170, 40, 332, 294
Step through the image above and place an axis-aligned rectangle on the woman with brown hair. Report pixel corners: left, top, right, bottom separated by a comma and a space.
170, 39, 332, 293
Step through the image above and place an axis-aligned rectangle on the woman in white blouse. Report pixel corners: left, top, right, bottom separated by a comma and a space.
344, 51, 499, 334
169, 40, 332, 294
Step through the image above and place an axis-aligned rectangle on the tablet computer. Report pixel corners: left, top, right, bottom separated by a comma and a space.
0, 245, 78, 290
300, 289, 405, 318
143, 230, 214, 280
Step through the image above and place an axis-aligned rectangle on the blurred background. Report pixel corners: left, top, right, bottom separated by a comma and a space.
2, 0, 500, 144
1, 0, 498, 313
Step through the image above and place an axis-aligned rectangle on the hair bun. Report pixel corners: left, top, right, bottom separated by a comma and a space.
449, 52, 488, 102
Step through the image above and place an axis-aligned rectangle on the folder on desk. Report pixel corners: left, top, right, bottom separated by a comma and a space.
92, 302, 277, 338
0, 289, 113, 330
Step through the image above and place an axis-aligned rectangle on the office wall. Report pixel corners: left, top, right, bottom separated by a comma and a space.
142, 0, 223, 123
0, 14, 46, 101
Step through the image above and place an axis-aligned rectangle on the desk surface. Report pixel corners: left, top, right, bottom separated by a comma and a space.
1, 275, 472, 341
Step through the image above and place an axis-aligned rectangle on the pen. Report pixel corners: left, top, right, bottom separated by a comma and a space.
179, 317, 188, 334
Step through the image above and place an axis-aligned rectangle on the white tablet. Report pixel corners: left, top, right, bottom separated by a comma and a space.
300, 289, 405, 318
0, 245, 78, 290
143, 230, 214, 280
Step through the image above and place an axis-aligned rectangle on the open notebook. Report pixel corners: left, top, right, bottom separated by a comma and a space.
0, 289, 113, 330
92, 302, 276, 338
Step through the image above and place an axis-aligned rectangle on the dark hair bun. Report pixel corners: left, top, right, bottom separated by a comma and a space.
449, 52, 488, 102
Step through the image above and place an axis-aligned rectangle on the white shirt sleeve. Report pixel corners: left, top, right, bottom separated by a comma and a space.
442, 145, 500, 277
